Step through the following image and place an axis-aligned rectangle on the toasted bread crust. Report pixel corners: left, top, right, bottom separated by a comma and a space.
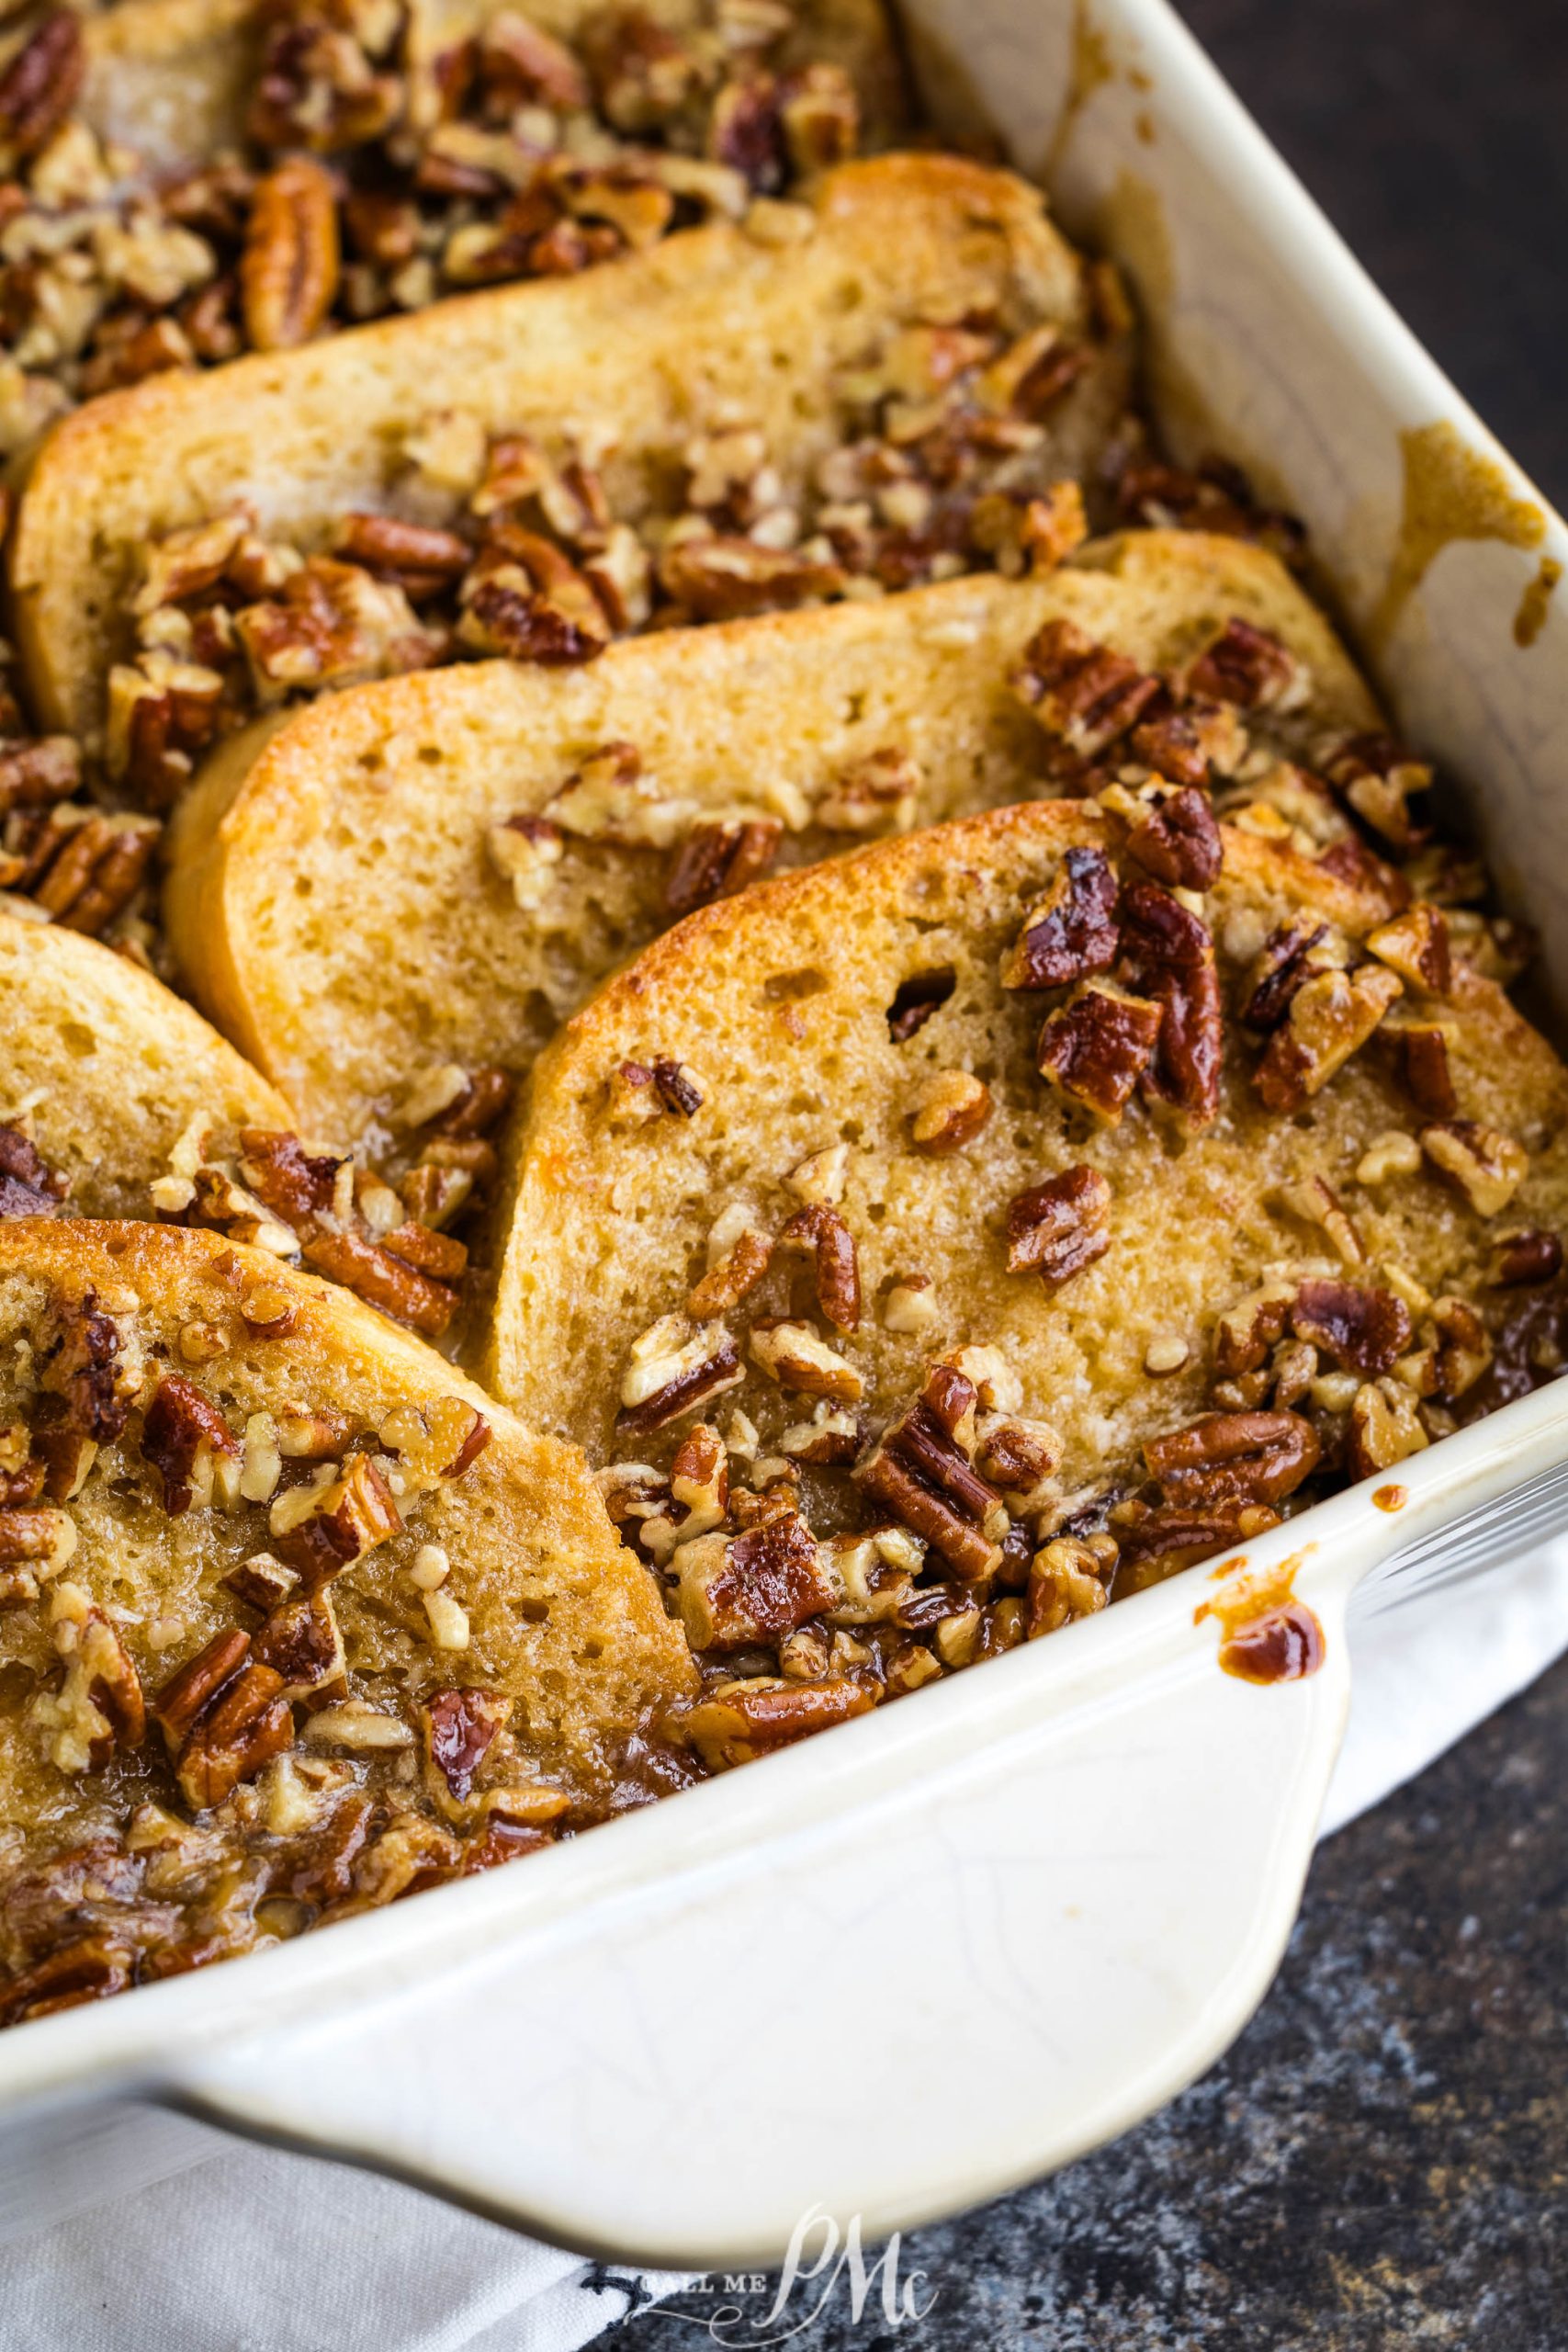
11, 154, 1093, 747
164, 532, 1382, 1142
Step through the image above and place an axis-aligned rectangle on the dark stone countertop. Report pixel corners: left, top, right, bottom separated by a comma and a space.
610, 1, 1568, 2342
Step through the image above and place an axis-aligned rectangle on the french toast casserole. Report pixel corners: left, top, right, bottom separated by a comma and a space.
0, 0, 1562, 2027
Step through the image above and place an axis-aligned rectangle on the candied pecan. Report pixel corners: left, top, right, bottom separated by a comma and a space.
643, 1058, 699, 1117
426, 1067, 514, 1139
676, 1510, 835, 1649
665, 817, 783, 917
1254, 964, 1403, 1113
908, 1069, 993, 1155
1144, 1409, 1320, 1509
1122, 786, 1224, 890
616, 1328, 743, 1439
1026, 1534, 1112, 1637
1322, 734, 1432, 851
687, 1675, 874, 1770
1290, 1278, 1412, 1376
251, 1590, 345, 1702
1113, 1498, 1280, 1577
750, 1318, 863, 1402
886, 967, 955, 1041
1395, 1021, 1458, 1119
0, 9, 82, 161
43, 1295, 130, 1442
660, 536, 845, 620
1487, 1228, 1563, 1287
461, 531, 612, 662
1006, 1163, 1112, 1284
1001, 846, 1120, 989
1185, 617, 1303, 710
855, 1364, 1007, 1579
1120, 880, 1224, 1127
0, 735, 79, 813
241, 157, 341, 353
1238, 914, 1331, 1032
275, 1455, 402, 1586
238, 559, 442, 692
239, 1129, 341, 1221
140, 1374, 241, 1514
1011, 619, 1159, 774
1420, 1120, 1529, 1217
0, 1125, 67, 1219
1366, 904, 1450, 994
1036, 982, 1162, 1123
780, 1203, 860, 1331
688, 1225, 773, 1320
423, 1688, 510, 1808
334, 514, 471, 601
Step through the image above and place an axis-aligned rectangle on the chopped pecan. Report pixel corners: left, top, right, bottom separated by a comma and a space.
665, 817, 783, 917
43, 1295, 132, 1442
750, 1318, 863, 1402
1367, 904, 1450, 994
241, 157, 341, 352
1272, 1173, 1363, 1265
675, 1510, 835, 1649
0, 1504, 74, 1604
908, 1070, 993, 1155
886, 967, 955, 1041
1237, 914, 1332, 1033
459, 533, 611, 663
1144, 1409, 1321, 1508
299, 1227, 461, 1337
479, 12, 590, 109
686, 1674, 874, 1770
1026, 1535, 1112, 1637
490, 810, 565, 907
1395, 1020, 1458, 1119
237, 559, 442, 693
1006, 1164, 1112, 1285
616, 1321, 743, 1438
1254, 964, 1403, 1112
660, 536, 844, 619
854, 1364, 1007, 1578
1011, 619, 1159, 773
780, 1203, 860, 1331
18, 810, 161, 934
275, 1454, 401, 1586
1347, 1380, 1430, 1479
687, 1224, 773, 1320
140, 1374, 241, 1514
1001, 847, 1121, 989
1122, 786, 1224, 890
152, 1630, 290, 1811
1113, 1498, 1280, 1577
0, 1935, 133, 2029
816, 748, 920, 835
422, 1687, 510, 1812
652, 1058, 704, 1115
1486, 1228, 1562, 1287
1420, 1120, 1529, 1217
0, 1125, 68, 1219
1419, 1296, 1493, 1399
1128, 695, 1247, 786
239, 1129, 342, 1221
1115, 457, 1306, 566
334, 514, 471, 600
1036, 981, 1162, 1122
0, 10, 82, 162
0, 735, 79, 814
1290, 1279, 1412, 1377
1120, 881, 1224, 1127
251, 1589, 345, 1703
1185, 617, 1304, 710
1322, 734, 1432, 851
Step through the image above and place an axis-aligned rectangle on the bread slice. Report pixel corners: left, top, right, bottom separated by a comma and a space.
163, 530, 1381, 1146
0, 1218, 694, 2022
0, 911, 291, 1217
485, 797, 1568, 1680
77, 0, 906, 172
10, 154, 1127, 755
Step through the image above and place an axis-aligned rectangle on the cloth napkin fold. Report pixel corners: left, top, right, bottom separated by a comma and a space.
4, 1536, 1566, 2352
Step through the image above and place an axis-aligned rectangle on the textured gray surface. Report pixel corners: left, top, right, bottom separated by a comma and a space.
608, 0, 1568, 2342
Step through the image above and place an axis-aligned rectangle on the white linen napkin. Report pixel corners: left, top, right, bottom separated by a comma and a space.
4, 1535, 1566, 2350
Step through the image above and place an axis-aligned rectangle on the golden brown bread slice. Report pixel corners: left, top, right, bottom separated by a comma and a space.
0, 1218, 694, 2021
485, 797, 1568, 1653
9, 153, 1126, 758
163, 530, 1380, 1147
0, 910, 291, 1216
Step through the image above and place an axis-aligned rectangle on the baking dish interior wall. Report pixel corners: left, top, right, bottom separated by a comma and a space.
898, 0, 1568, 1016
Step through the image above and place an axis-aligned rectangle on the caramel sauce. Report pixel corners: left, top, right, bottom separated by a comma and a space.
1369, 421, 1546, 656
1194, 1549, 1325, 1686
1514, 555, 1562, 649
1043, 0, 1117, 179
1372, 1484, 1406, 1512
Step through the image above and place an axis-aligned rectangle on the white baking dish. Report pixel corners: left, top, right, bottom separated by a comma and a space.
4, 0, 1566, 2267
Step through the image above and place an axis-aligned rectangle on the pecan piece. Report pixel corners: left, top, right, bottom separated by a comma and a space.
1113, 1499, 1280, 1577
1367, 904, 1450, 994
616, 1321, 743, 1438
334, 514, 471, 601
1420, 1120, 1529, 1217
1006, 1164, 1111, 1285
1487, 1228, 1562, 1288
1001, 847, 1120, 989
460, 533, 612, 663
423, 1688, 511, 1811
817, 749, 920, 835
652, 1057, 704, 1115
1395, 1020, 1458, 1119
242, 158, 341, 353
1322, 734, 1432, 852
687, 1225, 773, 1320
0, 736, 80, 814
1036, 982, 1162, 1123
1347, 1381, 1430, 1479
0, 10, 82, 162
22, 811, 161, 935
0, 1936, 132, 2029
1120, 881, 1224, 1127
854, 1364, 1008, 1579
660, 537, 845, 620
1237, 914, 1332, 1033
1122, 786, 1224, 890
0, 1125, 68, 1219
750, 1318, 863, 1403
675, 1510, 836, 1650
1128, 696, 1247, 786
152, 1630, 290, 1811
1144, 1409, 1321, 1509
1185, 617, 1304, 710
1011, 619, 1159, 773
251, 1590, 345, 1703
140, 1374, 241, 1514
665, 817, 783, 917
274, 1455, 402, 1586
299, 1227, 460, 1338
1290, 1279, 1412, 1377
908, 1070, 993, 1155
1254, 965, 1403, 1112
687, 1675, 874, 1770
1026, 1535, 1113, 1637
43, 1295, 132, 1442
780, 1203, 861, 1331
